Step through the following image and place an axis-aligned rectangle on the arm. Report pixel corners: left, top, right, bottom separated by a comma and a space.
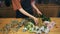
19, 8, 36, 19
12, 0, 38, 24
12, 0, 35, 19
31, 0, 51, 22
31, 0, 42, 15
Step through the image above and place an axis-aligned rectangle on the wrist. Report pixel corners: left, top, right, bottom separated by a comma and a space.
29, 15, 36, 20
30, 16, 35, 20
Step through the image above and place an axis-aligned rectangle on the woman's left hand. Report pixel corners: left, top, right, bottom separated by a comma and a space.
37, 10, 42, 15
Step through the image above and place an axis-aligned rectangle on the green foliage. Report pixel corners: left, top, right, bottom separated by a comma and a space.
40, 14, 51, 22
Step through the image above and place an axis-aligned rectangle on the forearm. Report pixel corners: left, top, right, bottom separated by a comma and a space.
31, 2, 39, 11
19, 8, 35, 19
31, 1, 42, 15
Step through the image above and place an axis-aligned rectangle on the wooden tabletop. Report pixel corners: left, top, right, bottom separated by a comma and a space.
0, 18, 60, 34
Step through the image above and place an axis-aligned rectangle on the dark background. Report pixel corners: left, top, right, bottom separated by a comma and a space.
0, 0, 60, 18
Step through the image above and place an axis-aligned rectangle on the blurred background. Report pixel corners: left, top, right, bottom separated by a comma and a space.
0, 0, 60, 18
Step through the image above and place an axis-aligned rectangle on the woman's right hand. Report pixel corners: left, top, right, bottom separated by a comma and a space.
33, 17, 39, 25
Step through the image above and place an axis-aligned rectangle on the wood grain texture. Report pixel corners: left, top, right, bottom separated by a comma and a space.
0, 18, 60, 34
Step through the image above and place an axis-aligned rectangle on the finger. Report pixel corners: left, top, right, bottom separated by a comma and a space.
35, 21, 38, 25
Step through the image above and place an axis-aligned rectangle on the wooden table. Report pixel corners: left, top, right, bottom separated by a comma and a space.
0, 18, 60, 34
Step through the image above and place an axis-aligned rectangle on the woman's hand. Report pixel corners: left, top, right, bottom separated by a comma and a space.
33, 17, 39, 25
36, 9, 42, 15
